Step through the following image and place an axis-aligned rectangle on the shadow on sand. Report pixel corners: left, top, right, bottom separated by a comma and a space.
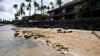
91, 31, 100, 39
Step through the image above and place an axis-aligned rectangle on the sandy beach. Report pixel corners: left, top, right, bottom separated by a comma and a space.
15, 27, 100, 56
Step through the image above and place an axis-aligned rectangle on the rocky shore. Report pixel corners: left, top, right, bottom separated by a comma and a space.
14, 27, 100, 56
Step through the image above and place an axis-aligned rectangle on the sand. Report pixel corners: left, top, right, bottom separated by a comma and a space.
15, 27, 100, 56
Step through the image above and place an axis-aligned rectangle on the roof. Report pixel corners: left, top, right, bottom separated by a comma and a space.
48, 0, 84, 13
62, 0, 83, 8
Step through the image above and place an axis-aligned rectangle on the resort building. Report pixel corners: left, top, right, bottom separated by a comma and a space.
86, 0, 100, 17
47, 0, 100, 29
48, 0, 100, 21
48, 0, 84, 21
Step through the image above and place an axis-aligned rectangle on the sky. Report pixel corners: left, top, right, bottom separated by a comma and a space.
0, 0, 72, 20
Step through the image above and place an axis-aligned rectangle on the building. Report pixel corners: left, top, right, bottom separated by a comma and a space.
47, 0, 100, 29
48, 0, 100, 20
47, 0, 84, 28
86, 0, 100, 17
17, 14, 49, 27
48, 0, 84, 21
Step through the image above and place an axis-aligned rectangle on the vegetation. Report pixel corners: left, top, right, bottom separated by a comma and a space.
11, 0, 64, 26
50, 1, 54, 9
0, 19, 12, 24
41, 0, 44, 14
55, 0, 63, 18
25, 0, 32, 16
34, 1, 39, 14
20, 3, 25, 15
13, 4, 18, 20
55, 0, 62, 7
78, 3, 90, 18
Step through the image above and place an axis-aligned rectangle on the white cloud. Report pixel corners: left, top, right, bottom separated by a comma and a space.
0, 12, 14, 20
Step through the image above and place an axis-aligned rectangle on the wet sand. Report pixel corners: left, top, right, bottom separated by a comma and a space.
15, 27, 100, 56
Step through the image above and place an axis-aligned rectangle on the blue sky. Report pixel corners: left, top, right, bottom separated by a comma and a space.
0, 0, 72, 20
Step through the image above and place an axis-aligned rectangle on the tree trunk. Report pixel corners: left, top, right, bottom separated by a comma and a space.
59, 0, 62, 19
29, 2, 31, 16
41, 0, 44, 14
33, 0, 36, 14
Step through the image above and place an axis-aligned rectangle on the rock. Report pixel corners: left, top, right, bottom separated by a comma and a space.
64, 31, 72, 33
61, 47, 69, 52
56, 49, 62, 51
37, 34, 45, 38
24, 35, 31, 39
14, 33, 19, 37
57, 29, 63, 33
46, 40, 51, 46
18, 36, 22, 37
34, 37, 37, 39
11, 28, 15, 30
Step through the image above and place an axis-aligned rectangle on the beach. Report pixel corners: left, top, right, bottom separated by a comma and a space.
15, 27, 100, 56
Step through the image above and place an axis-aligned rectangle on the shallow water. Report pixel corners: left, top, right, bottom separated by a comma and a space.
0, 25, 38, 56
0, 25, 65, 56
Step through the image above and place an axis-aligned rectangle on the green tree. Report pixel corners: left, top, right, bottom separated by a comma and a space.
55, 0, 63, 18
13, 4, 18, 20
55, 0, 62, 8
41, 0, 44, 14
20, 3, 25, 15
42, 5, 47, 14
47, 6, 50, 11
50, 1, 54, 9
14, 3, 25, 20
25, 0, 32, 16
13, 4, 18, 12
34, 1, 39, 14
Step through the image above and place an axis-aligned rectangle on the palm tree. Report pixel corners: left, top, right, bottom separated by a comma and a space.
13, 4, 18, 20
50, 1, 54, 9
43, 5, 47, 14
34, 1, 39, 14
14, 3, 25, 20
55, 0, 62, 18
41, 0, 44, 14
25, 0, 32, 16
21, 3, 25, 8
47, 6, 50, 11
20, 3, 25, 15
55, 0, 62, 7
13, 4, 18, 12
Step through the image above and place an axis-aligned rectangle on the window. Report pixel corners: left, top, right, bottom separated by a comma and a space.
62, 9, 66, 14
50, 18, 54, 21
96, 2, 100, 8
50, 12, 54, 16
92, 0, 100, 8
62, 17, 65, 20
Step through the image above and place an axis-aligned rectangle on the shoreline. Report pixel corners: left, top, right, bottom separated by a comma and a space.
14, 27, 100, 56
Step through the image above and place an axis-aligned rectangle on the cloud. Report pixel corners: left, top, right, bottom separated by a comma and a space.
0, 0, 3, 2
0, 0, 72, 20
0, 0, 24, 20
0, 5, 6, 12
0, 12, 14, 20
